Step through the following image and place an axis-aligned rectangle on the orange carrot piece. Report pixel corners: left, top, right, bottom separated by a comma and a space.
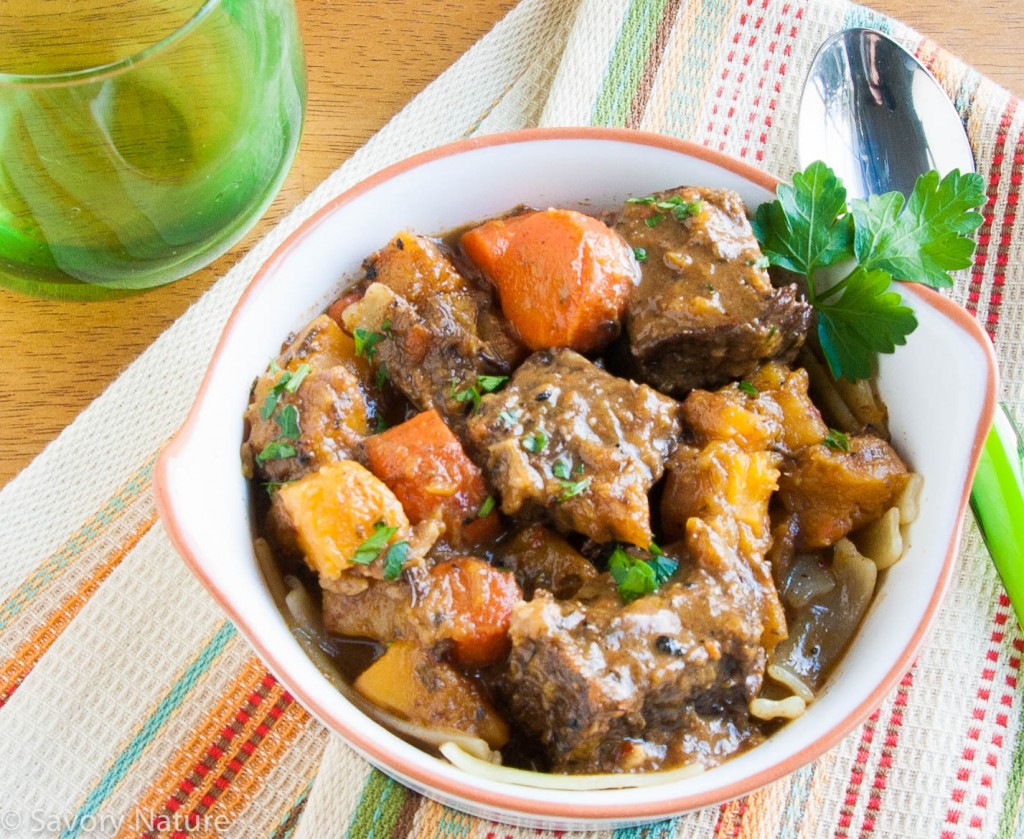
415, 557, 521, 668
461, 209, 639, 353
364, 410, 500, 545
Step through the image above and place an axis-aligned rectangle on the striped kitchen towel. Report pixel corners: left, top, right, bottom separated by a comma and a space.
0, 0, 1021, 837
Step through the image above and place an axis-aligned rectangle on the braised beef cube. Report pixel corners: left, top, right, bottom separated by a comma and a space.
493, 525, 598, 599
322, 579, 412, 643
503, 560, 765, 773
467, 349, 680, 547
342, 233, 525, 438
615, 187, 811, 395
242, 315, 370, 483
778, 433, 910, 549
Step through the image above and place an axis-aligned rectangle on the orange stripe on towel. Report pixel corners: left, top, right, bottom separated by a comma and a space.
0, 510, 158, 708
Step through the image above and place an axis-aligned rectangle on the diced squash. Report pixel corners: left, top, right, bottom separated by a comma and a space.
364, 410, 500, 545
461, 209, 639, 353
661, 441, 780, 554
355, 641, 510, 749
411, 557, 522, 668
748, 363, 828, 455
274, 460, 410, 582
778, 434, 910, 549
681, 385, 782, 452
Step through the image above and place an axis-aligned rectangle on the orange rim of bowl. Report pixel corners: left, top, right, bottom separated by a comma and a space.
154, 126, 999, 822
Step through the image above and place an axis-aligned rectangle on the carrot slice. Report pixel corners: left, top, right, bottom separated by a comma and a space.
413, 557, 522, 668
364, 410, 499, 545
461, 209, 639, 353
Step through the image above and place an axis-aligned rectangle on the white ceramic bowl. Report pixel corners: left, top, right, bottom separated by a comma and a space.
155, 128, 998, 829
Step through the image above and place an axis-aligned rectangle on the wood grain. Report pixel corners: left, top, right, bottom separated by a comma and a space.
0, 0, 1020, 487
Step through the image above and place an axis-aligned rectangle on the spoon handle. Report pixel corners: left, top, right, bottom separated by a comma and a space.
970, 403, 1024, 629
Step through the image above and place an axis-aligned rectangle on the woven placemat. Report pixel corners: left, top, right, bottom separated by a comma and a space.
0, 1, 1021, 837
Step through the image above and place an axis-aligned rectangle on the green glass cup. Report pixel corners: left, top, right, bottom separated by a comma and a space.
0, 0, 306, 299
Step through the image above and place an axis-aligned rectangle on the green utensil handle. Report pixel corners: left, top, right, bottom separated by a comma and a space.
970, 403, 1024, 629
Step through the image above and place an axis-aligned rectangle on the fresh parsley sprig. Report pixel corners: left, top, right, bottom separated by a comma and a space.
608, 545, 679, 603
752, 161, 985, 381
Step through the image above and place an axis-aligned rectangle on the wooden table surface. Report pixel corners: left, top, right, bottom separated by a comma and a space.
1, 0, 1021, 488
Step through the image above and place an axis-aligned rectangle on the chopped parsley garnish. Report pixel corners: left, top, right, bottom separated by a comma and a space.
633, 247, 648, 262
608, 545, 679, 603
552, 458, 572, 480
823, 428, 851, 452
645, 213, 665, 228
737, 380, 758, 397
498, 408, 521, 426
522, 428, 549, 453
382, 540, 410, 581
259, 363, 312, 420
255, 441, 297, 463
752, 162, 984, 380
351, 522, 399, 565
451, 374, 509, 413
274, 404, 301, 439
626, 195, 657, 205
354, 327, 386, 358
655, 195, 703, 221
752, 255, 771, 269
375, 363, 389, 389
477, 494, 496, 518
477, 375, 509, 392
374, 413, 389, 433
556, 476, 591, 502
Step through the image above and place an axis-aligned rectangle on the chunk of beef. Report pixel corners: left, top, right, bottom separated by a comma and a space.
778, 433, 910, 549
341, 233, 525, 438
323, 579, 412, 643
493, 525, 598, 600
242, 315, 370, 483
503, 550, 766, 773
467, 349, 680, 547
614, 187, 811, 395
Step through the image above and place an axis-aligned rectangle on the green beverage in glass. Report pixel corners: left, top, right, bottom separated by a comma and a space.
0, 0, 306, 299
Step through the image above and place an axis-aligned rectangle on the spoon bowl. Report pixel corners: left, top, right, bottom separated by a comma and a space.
798, 27, 975, 197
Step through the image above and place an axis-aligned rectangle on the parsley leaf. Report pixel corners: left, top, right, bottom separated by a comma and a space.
498, 409, 521, 426
382, 540, 410, 581
645, 213, 665, 228
753, 162, 983, 380
752, 160, 854, 277
626, 195, 657, 205
354, 328, 386, 358
477, 375, 509, 393
556, 476, 591, 502
477, 494, 496, 518
259, 363, 312, 420
815, 268, 918, 381
633, 247, 648, 262
523, 429, 549, 453
823, 428, 851, 451
284, 363, 311, 393
737, 380, 758, 396
351, 522, 399, 565
255, 441, 297, 463
607, 546, 678, 603
850, 169, 985, 288
275, 404, 301, 440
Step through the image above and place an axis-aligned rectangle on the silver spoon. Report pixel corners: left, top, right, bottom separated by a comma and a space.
798, 27, 1024, 626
